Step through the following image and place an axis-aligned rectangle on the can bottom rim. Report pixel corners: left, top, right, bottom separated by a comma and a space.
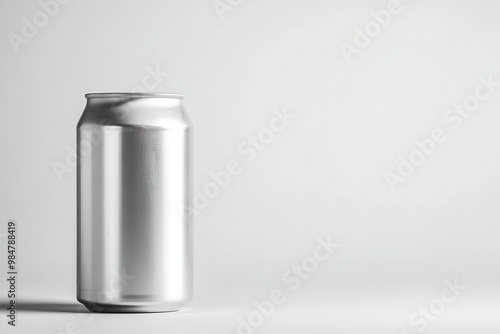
80, 301, 185, 313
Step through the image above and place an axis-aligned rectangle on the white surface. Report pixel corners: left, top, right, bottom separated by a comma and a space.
1, 0, 500, 333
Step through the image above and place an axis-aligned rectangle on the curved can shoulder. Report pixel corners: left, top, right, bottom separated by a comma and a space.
77, 95, 191, 130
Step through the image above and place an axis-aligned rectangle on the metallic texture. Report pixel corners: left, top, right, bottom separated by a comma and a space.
77, 93, 192, 313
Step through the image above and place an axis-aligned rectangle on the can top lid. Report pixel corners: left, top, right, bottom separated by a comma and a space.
85, 92, 184, 99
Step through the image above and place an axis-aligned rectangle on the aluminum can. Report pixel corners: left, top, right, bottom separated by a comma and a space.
77, 92, 192, 313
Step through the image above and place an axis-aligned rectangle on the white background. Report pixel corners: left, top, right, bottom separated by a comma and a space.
1, 0, 499, 333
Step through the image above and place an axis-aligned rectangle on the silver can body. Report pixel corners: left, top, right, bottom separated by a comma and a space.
77, 93, 192, 313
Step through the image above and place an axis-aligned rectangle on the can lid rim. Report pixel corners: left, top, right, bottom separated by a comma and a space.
85, 92, 184, 99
